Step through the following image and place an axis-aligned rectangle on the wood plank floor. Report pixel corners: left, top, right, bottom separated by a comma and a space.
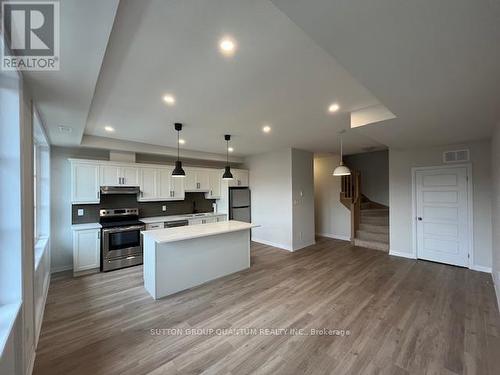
34, 237, 500, 375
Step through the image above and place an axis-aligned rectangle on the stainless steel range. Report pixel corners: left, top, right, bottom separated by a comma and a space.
100, 208, 145, 272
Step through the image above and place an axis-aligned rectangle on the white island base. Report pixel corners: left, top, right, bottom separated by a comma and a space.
142, 221, 254, 299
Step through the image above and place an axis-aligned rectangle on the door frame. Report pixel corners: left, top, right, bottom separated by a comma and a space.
411, 163, 473, 268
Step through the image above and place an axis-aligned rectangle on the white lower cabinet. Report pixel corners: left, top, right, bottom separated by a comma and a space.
73, 228, 100, 274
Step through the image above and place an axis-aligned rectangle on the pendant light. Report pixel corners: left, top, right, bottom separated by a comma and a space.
222, 134, 233, 180
172, 123, 186, 178
333, 130, 351, 176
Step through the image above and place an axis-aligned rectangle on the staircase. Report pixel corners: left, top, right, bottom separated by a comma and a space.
354, 207, 389, 251
340, 171, 390, 252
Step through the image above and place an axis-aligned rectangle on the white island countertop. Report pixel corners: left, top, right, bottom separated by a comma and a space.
142, 220, 256, 244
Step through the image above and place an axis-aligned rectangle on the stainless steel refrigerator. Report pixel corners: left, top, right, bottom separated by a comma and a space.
229, 187, 251, 223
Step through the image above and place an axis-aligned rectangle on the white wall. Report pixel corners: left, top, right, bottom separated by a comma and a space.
246, 149, 293, 250
50, 146, 109, 272
491, 123, 500, 308
291, 149, 315, 250
389, 140, 492, 269
313, 154, 351, 241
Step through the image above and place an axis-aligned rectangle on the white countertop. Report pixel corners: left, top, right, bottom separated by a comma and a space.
71, 223, 102, 230
140, 212, 227, 224
142, 220, 255, 244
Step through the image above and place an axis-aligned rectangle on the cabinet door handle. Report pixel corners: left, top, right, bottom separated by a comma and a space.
140, 191, 143, 198
210, 190, 212, 196
97, 231, 100, 239
238, 180, 241, 186
97, 191, 100, 199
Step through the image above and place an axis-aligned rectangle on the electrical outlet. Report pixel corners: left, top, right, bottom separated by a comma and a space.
77, 209, 84, 216
162, 205, 167, 212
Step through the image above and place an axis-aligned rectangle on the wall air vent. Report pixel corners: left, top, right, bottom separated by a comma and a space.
443, 149, 469, 163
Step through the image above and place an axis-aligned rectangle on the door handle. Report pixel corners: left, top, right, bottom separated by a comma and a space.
418, 217, 423, 221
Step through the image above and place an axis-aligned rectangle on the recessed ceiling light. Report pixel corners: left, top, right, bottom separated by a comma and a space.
104, 126, 115, 132
163, 95, 176, 105
328, 103, 340, 113
228, 147, 234, 152
178, 139, 185, 145
219, 37, 236, 56
262, 125, 271, 133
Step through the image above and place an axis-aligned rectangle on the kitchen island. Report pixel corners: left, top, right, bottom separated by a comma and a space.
142, 220, 255, 299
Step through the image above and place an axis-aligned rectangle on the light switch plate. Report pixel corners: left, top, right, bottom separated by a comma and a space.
162, 205, 167, 212
77, 209, 84, 216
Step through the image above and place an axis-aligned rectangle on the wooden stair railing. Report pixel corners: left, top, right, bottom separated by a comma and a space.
340, 171, 361, 243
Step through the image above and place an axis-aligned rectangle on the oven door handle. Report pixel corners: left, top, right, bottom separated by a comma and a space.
102, 225, 145, 234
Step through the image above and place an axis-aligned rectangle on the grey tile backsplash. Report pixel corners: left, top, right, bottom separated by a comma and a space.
72, 192, 216, 224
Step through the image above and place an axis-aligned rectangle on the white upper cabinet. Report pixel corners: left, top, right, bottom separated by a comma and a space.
229, 169, 249, 187
185, 168, 210, 192
100, 164, 139, 186
139, 167, 185, 202
206, 169, 222, 199
121, 166, 140, 186
71, 161, 100, 204
99, 165, 121, 186
70, 158, 247, 204
139, 167, 158, 201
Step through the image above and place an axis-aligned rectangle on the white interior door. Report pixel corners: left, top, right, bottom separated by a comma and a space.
415, 167, 469, 267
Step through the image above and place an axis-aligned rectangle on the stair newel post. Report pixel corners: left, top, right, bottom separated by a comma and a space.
351, 171, 361, 243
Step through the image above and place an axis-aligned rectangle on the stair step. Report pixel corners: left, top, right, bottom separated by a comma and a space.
361, 209, 389, 217
354, 238, 389, 252
359, 223, 389, 234
360, 216, 389, 225
356, 230, 389, 243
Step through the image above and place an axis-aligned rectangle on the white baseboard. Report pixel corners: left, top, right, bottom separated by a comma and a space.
494, 273, 500, 313
51, 264, 72, 274
470, 264, 492, 273
252, 238, 292, 251
389, 250, 417, 259
292, 240, 316, 252
316, 232, 350, 242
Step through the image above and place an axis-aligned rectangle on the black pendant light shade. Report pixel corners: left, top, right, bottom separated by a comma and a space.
222, 134, 233, 180
172, 160, 185, 177
172, 123, 186, 178
222, 165, 233, 180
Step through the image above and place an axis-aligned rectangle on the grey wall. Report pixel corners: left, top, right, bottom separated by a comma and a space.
313, 154, 351, 240
246, 148, 293, 250
389, 140, 492, 270
344, 150, 389, 206
246, 148, 315, 251
291, 149, 315, 250
491, 123, 500, 308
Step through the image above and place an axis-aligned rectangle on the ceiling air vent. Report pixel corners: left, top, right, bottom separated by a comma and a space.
443, 149, 469, 163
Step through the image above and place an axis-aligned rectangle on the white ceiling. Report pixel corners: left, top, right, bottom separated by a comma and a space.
78, 0, 388, 156
271, 0, 500, 149
24, 0, 119, 145
25, 0, 500, 157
